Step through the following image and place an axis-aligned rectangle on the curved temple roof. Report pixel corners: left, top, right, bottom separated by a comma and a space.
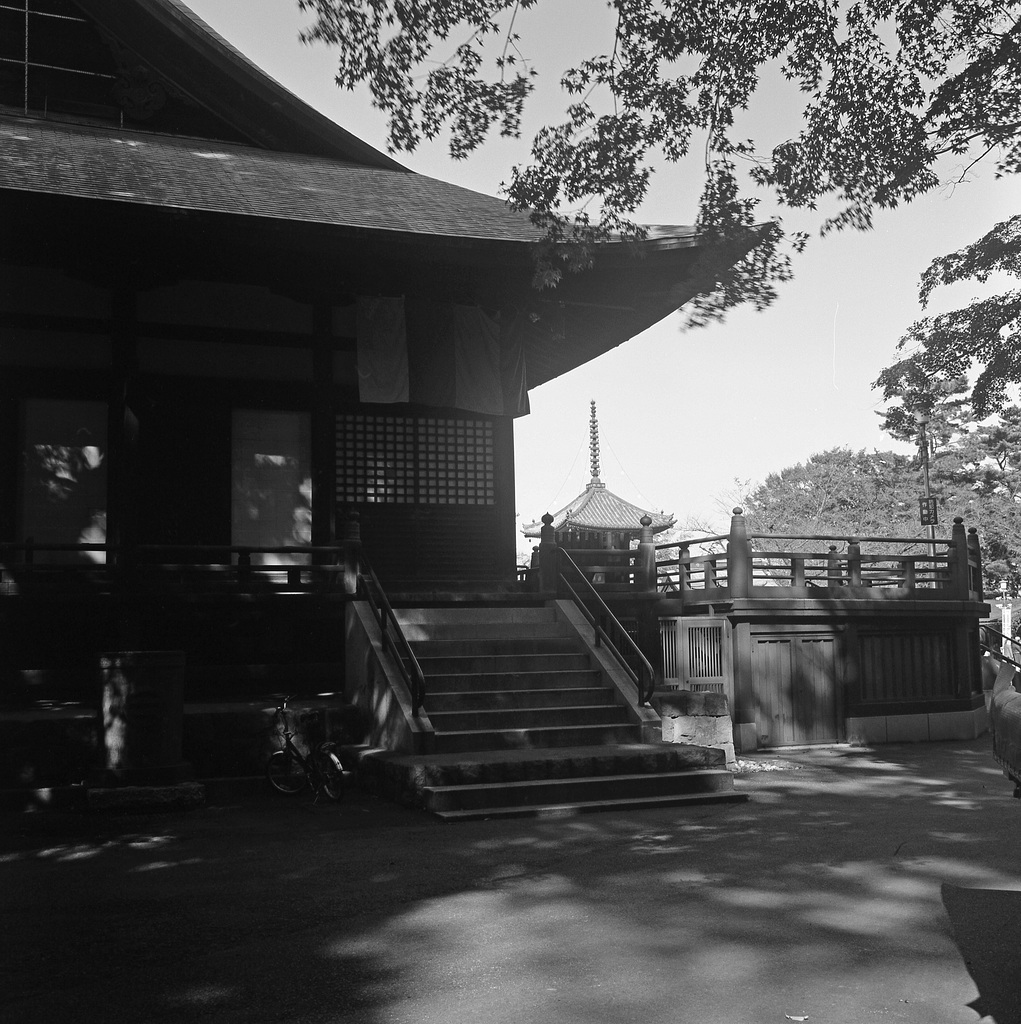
0, 0, 763, 393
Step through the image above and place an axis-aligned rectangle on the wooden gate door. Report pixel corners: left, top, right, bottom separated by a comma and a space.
752, 634, 840, 747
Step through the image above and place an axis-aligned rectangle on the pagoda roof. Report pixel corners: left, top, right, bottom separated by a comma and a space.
521, 481, 676, 538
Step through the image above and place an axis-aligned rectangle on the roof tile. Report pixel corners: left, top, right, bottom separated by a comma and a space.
0, 115, 542, 242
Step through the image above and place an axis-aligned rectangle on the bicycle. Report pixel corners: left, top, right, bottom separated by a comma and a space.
266, 697, 345, 802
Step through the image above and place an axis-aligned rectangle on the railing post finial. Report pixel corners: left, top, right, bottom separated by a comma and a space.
728, 507, 751, 598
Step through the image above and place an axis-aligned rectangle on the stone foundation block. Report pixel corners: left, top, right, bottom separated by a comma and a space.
655, 690, 737, 768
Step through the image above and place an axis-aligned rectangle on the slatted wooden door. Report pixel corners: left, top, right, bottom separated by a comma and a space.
752, 634, 840, 747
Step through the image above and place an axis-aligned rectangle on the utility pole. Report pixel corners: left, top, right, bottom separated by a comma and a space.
914, 410, 937, 555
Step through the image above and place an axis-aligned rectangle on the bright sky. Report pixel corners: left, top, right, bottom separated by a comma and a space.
186, 1, 1020, 545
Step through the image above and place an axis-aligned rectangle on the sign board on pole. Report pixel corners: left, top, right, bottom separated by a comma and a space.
919, 497, 939, 526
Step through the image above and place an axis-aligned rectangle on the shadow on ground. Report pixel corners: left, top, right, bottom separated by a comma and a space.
2, 738, 1019, 1024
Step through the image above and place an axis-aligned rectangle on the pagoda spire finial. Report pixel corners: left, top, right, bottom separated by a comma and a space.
589, 400, 601, 483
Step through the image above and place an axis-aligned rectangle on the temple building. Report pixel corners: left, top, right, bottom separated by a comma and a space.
0, 3, 990, 815
0, 0, 750, 700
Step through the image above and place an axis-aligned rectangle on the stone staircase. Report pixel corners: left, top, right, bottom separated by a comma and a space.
355, 603, 745, 820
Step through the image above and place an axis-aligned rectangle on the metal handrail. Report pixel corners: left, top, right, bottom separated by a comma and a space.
981, 624, 1021, 672
357, 556, 427, 715
558, 547, 656, 706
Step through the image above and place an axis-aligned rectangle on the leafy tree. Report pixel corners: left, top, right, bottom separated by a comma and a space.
740, 406, 1021, 591
298, 0, 1021, 333
739, 447, 922, 543
880, 385, 1021, 590
929, 405, 1021, 590
876, 216, 1021, 416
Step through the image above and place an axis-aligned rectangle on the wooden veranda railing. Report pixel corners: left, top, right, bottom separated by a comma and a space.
0, 539, 348, 596
658, 508, 984, 603
528, 508, 985, 606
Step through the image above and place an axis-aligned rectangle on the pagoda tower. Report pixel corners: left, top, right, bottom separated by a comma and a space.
522, 401, 675, 553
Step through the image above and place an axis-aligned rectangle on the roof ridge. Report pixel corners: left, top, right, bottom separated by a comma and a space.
75, 0, 407, 168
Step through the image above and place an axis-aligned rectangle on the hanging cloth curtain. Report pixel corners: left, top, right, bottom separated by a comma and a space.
356, 296, 409, 404
453, 304, 504, 415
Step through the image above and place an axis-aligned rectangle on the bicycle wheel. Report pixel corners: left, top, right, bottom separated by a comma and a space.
316, 746, 345, 802
266, 749, 307, 794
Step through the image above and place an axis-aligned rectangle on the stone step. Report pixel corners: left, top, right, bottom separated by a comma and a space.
352, 742, 725, 790
422, 767, 737, 813
399, 621, 570, 642
411, 636, 580, 657
432, 789, 747, 822
429, 703, 628, 733
431, 722, 640, 754
423, 669, 603, 692
426, 687, 615, 712
417, 652, 591, 675
394, 606, 557, 626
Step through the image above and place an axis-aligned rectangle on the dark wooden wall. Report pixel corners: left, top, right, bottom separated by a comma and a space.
0, 262, 522, 699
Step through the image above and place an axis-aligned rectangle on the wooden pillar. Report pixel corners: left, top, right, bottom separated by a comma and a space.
903, 558, 916, 591
827, 545, 841, 586
636, 514, 656, 593
953, 618, 978, 698
968, 526, 983, 600
538, 513, 558, 594
677, 542, 689, 597
0, 390, 17, 543
311, 305, 336, 552
107, 288, 141, 648
632, 516, 660, 686
949, 517, 969, 598
730, 619, 757, 752
342, 511, 362, 596
492, 416, 519, 582
847, 540, 861, 587
727, 507, 751, 598
107, 287, 139, 572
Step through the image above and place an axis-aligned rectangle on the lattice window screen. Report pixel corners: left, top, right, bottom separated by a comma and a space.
659, 619, 678, 679
336, 414, 495, 505
688, 624, 724, 678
